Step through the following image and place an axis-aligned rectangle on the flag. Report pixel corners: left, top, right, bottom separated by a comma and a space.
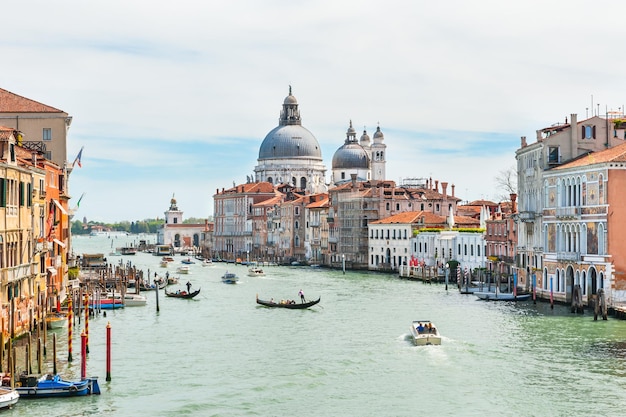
72, 147, 84, 168
76, 192, 85, 208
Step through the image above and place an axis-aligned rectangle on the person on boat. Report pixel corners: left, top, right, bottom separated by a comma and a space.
417, 322, 424, 333
299, 289, 305, 303
427, 322, 432, 333
186, 281, 192, 293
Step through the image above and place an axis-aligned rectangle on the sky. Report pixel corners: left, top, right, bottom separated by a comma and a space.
4, 0, 626, 223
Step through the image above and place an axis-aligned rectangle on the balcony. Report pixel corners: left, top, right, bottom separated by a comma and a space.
518, 211, 535, 222
556, 252, 580, 262
556, 207, 581, 219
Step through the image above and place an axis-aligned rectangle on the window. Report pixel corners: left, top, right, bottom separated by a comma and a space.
43, 128, 52, 141
582, 125, 596, 139
548, 146, 560, 164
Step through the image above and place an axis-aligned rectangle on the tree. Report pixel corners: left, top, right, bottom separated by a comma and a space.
494, 165, 517, 202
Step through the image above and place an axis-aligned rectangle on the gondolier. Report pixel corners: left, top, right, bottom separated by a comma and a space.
299, 289, 305, 303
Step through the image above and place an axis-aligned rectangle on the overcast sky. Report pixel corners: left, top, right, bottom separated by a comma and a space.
4, 0, 626, 222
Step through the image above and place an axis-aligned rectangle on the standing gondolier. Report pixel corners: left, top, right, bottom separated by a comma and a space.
186, 281, 192, 293
298, 289, 305, 303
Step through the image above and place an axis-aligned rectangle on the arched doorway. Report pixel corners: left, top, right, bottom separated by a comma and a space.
566, 265, 574, 303
589, 267, 597, 296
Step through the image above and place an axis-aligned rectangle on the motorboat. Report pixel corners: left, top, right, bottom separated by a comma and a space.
159, 260, 169, 268
221, 272, 239, 284
0, 387, 18, 409
475, 292, 531, 301
247, 266, 265, 277
107, 293, 147, 307
181, 258, 195, 265
46, 313, 67, 330
202, 259, 214, 267
410, 320, 442, 346
177, 266, 190, 274
16, 373, 100, 398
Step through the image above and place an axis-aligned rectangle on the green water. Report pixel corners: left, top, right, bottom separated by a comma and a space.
9, 234, 626, 416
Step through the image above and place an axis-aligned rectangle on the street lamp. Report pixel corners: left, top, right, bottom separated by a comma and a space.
342, 254, 346, 275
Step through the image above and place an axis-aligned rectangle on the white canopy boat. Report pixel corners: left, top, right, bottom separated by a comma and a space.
475, 292, 531, 301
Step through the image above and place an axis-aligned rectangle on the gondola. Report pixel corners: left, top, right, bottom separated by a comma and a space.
164, 288, 201, 299
256, 295, 320, 309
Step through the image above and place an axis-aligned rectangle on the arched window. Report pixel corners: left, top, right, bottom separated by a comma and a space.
300, 177, 307, 190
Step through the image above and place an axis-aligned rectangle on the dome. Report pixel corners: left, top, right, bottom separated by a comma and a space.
373, 126, 384, 141
284, 94, 298, 105
360, 129, 371, 146
258, 125, 322, 160
332, 142, 370, 169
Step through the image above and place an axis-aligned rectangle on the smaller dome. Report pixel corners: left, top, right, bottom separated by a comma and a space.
332, 143, 370, 169
284, 94, 298, 105
373, 126, 384, 141
360, 129, 371, 145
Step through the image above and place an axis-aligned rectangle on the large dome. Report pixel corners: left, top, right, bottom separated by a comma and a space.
332, 142, 369, 169
258, 125, 322, 160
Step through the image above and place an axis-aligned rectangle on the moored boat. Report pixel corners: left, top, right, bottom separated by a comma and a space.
410, 320, 442, 346
89, 298, 124, 310
46, 313, 68, 330
221, 271, 239, 284
475, 292, 531, 301
0, 387, 19, 409
16, 373, 100, 398
256, 295, 321, 309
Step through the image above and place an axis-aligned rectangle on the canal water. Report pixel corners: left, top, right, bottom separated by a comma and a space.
8, 234, 626, 416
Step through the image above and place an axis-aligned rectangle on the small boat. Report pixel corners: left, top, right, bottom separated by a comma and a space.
167, 275, 179, 285
119, 247, 137, 256
159, 260, 169, 268
256, 295, 321, 309
164, 288, 201, 299
475, 292, 531, 301
247, 266, 265, 277
221, 272, 239, 284
108, 293, 147, 307
162, 256, 175, 262
0, 387, 18, 409
202, 259, 214, 267
410, 320, 442, 346
89, 298, 125, 310
177, 266, 190, 274
16, 373, 101, 398
181, 258, 195, 264
46, 313, 67, 330
139, 279, 167, 291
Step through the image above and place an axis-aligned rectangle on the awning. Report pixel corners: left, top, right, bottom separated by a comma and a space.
46, 267, 57, 276
52, 199, 68, 215
53, 239, 66, 248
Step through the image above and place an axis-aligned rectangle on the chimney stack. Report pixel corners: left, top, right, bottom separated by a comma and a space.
510, 193, 517, 213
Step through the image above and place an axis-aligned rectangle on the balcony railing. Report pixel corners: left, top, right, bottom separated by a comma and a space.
518, 211, 535, 222
556, 207, 581, 219
556, 252, 580, 262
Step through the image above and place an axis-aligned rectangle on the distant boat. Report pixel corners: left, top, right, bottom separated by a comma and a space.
221, 272, 239, 284
119, 247, 137, 256
202, 259, 214, 267
256, 295, 321, 309
165, 288, 201, 299
177, 266, 190, 274
248, 266, 265, 277
475, 292, 531, 301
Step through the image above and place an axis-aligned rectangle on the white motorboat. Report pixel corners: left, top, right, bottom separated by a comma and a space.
0, 387, 19, 409
202, 259, 214, 267
159, 260, 169, 268
475, 292, 531, 301
410, 320, 442, 346
107, 293, 147, 307
247, 266, 265, 277
177, 266, 190, 274
46, 313, 68, 330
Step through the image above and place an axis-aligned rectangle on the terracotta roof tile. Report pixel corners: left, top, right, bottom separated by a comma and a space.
0, 88, 64, 113
554, 141, 626, 170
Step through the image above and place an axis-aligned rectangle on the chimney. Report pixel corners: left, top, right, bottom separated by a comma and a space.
434, 180, 439, 192
520, 136, 527, 148
441, 182, 448, 199
570, 113, 578, 152
510, 193, 517, 213
451, 184, 455, 198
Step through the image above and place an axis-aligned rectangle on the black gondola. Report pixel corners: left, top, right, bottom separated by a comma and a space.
256, 295, 320, 309
165, 288, 201, 299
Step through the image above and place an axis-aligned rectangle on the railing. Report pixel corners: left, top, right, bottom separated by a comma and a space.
556, 252, 580, 262
556, 207, 581, 218
518, 211, 535, 221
